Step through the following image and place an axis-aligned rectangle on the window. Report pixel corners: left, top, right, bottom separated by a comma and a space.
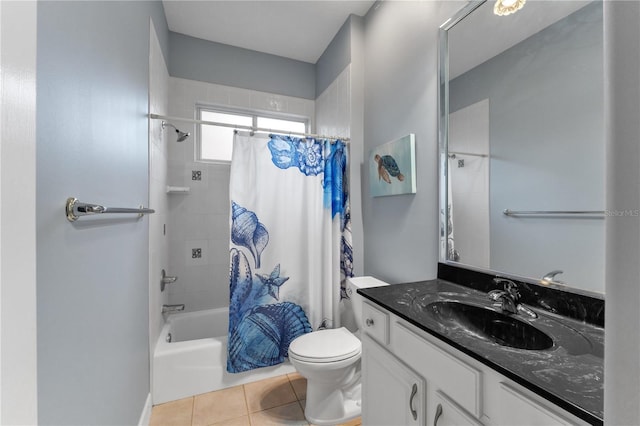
197, 107, 308, 163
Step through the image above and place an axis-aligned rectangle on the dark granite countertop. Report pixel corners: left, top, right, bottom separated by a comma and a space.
359, 279, 603, 425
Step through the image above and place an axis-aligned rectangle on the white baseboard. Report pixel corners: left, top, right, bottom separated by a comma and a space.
138, 393, 152, 426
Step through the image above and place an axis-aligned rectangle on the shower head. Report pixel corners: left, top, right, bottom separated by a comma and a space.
161, 121, 190, 142
176, 131, 190, 143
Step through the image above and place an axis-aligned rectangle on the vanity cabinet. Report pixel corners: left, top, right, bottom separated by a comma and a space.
361, 334, 425, 425
361, 301, 589, 426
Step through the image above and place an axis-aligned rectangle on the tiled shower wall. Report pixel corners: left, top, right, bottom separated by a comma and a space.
315, 66, 351, 140
148, 23, 170, 353
166, 77, 315, 312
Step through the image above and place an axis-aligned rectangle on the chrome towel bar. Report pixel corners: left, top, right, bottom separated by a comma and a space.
66, 197, 155, 222
503, 209, 604, 217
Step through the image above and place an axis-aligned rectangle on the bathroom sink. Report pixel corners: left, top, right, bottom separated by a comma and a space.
425, 301, 554, 350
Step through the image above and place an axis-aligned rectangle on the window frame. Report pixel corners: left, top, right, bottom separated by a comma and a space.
195, 105, 310, 164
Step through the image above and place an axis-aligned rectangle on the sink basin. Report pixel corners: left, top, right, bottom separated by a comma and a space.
426, 301, 554, 350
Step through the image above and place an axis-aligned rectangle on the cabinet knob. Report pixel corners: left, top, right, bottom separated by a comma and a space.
365, 318, 375, 327
433, 403, 443, 426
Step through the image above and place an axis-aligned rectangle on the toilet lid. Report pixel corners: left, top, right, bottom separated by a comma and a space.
289, 327, 361, 363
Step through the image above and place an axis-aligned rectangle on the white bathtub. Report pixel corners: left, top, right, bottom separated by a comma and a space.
152, 307, 296, 404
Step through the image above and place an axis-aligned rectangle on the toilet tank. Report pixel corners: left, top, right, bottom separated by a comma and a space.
346, 276, 390, 330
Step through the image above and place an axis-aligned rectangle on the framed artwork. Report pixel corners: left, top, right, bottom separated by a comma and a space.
369, 134, 417, 197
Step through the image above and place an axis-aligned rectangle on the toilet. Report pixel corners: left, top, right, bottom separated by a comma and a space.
288, 276, 389, 425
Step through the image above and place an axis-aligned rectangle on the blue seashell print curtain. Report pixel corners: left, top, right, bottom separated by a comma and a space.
227, 132, 353, 373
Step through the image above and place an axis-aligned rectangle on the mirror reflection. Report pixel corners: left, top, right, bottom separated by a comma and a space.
443, 0, 604, 293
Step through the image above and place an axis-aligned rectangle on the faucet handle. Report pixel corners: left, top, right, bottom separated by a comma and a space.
493, 278, 520, 301
488, 289, 506, 301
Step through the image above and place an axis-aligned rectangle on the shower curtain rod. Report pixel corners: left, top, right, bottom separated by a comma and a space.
149, 113, 350, 143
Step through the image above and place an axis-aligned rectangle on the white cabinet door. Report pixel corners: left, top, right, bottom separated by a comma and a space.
362, 335, 426, 426
393, 321, 482, 418
493, 383, 585, 426
431, 391, 483, 426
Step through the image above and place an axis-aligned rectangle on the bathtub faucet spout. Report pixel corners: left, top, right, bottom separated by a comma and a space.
162, 304, 185, 314
160, 269, 178, 292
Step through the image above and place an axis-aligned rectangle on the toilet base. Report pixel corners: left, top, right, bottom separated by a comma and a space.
303, 375, 361, 425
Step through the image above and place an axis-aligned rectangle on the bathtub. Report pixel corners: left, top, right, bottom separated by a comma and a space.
153, 307, 296, 404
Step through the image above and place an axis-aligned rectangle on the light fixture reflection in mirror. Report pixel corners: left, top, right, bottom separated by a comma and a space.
494, 0, 526, 16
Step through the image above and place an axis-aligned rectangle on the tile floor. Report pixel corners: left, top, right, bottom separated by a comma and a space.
149, 373, 362, 426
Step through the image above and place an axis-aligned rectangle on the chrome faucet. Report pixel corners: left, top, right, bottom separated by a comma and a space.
488, 278, 520, 314
541, 270, 564, 284
488, 278, 537, 318
162, 304, 185, 314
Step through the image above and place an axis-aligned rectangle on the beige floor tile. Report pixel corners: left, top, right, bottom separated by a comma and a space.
287, 373, 307, 401
211, 415, 251, 426
337, 417, 362, 426
249, 401, 308, 425
244, 375, 298, 413
193, 386, 248, 426
149, 397, 194, 426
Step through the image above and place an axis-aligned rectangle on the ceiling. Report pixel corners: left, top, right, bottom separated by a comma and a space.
162, 1, 375, 64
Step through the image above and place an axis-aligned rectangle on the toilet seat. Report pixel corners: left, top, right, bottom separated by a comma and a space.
289, 327, 361, 363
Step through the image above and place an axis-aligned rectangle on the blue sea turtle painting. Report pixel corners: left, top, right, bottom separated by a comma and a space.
374, 154, 405, 183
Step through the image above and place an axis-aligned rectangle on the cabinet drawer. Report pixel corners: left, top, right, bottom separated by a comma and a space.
362, 302, 389, 345
495, 382, 585, 425
393, 322, 482, 417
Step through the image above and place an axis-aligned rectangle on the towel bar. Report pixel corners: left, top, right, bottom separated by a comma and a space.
66, 197, 155, 222
502, 209, 604, 217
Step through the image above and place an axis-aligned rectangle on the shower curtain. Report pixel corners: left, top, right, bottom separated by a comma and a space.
227, 132, 352, 373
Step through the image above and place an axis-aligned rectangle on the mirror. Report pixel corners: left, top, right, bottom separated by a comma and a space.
439, 0, 604, 294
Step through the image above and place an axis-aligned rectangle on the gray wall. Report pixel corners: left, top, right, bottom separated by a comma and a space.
604, 1, 640, 423
362, 1, 463, 283
36, 1, 168, 424
316, 16, 352, 96
449, 3, 604, 292
169, 32, 316, 99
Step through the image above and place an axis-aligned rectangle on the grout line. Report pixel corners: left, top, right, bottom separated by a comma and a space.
286, 376, 298, 403
242, 383, 253, 426
288, 373, 302, 402
289, 374, 308, 425
190, 396, 195, 426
